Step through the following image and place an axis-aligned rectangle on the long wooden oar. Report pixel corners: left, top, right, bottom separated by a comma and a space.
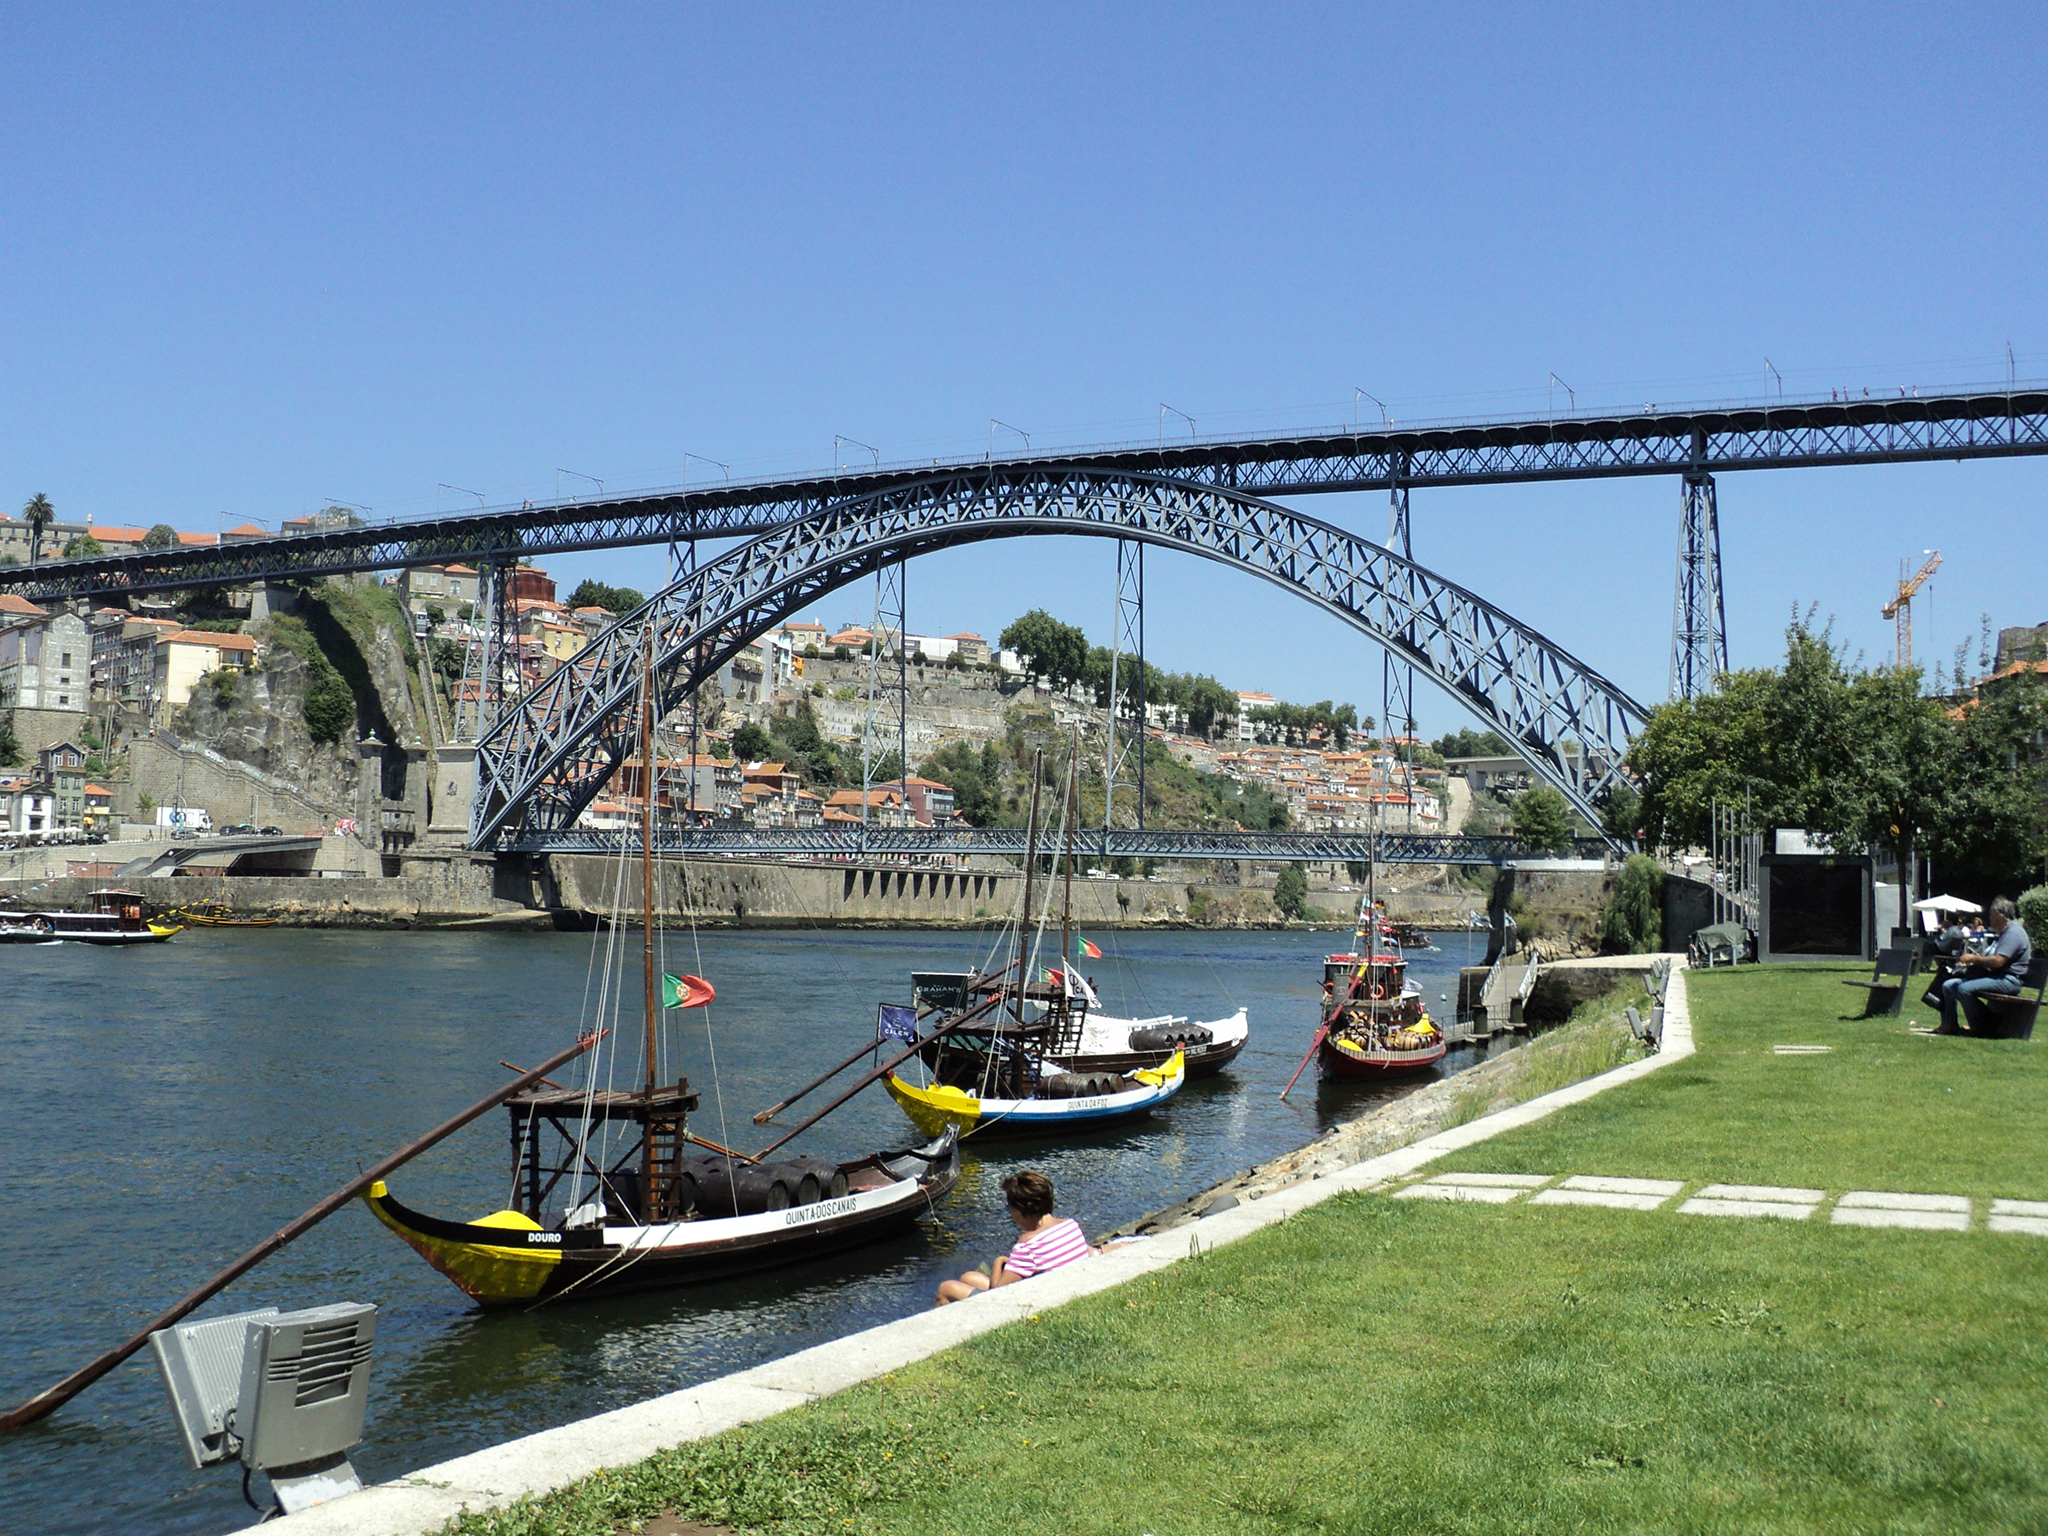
1279, 1024, 1327, 1100
0, 1031, 604, 1434
750, 962, 1019, 1125
750, 992, 1011, 1160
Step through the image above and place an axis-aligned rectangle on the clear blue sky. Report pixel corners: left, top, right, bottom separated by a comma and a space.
4, 6, 2043, 735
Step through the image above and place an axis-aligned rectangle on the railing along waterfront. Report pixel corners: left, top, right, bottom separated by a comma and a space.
507, 826, 1614, 865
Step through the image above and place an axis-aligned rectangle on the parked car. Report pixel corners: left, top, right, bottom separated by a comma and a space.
259, 825, 282, 836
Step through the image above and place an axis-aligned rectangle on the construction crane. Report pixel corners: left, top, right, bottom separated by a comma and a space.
1882, 552, 1941, 668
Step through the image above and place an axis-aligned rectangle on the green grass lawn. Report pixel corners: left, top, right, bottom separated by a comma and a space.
1437, 963, 2048, 1200
450, 967, 2048, 1536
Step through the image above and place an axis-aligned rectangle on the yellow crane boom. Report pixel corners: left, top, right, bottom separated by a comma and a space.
1882, 552, 1941, 668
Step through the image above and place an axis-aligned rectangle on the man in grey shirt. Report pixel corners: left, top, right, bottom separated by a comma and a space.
1936, 896, 2033, 1034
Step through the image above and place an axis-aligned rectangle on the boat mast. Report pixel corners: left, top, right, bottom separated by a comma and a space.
641, 625, 659, 1098
1060, 726, 1079, 982
1015, 753, 1042, 1024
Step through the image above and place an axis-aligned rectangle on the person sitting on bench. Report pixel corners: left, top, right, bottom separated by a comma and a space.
1935, 897, 2032, 1035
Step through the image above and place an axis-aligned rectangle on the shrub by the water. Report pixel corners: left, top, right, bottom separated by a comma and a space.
1600, 853, 1665, 954
2019, 885, 2048, 941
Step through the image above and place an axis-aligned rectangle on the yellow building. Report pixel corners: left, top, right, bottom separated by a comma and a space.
153, 629, 258, 706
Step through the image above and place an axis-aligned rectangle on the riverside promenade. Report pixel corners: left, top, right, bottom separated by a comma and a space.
281, 961, 2048, 1533
275, 966, 1697, 1534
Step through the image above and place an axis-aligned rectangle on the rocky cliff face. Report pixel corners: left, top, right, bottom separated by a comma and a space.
174, 649, 363, 813
172, 584, 429, 815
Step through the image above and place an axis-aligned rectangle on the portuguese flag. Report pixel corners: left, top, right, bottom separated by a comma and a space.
662, 973, 716, 1009
1074, 936, 1103, 960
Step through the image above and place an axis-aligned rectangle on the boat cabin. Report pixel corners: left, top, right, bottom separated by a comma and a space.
504, 1078, 701, 1228
914, 965, 1090, 1098
19, 889, 156, 936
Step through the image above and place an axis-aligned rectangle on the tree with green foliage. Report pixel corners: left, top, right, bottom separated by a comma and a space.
22, 493, 53, 570
999, 610, 1090, 690
1180, 674, 1236, 738
919, 740, 1004, 825
1434, 726, 1512, 760
1628, 619, 1852, 851
1928, 668, 2048, 899
142, 523, 180, 551
1599, 853, 1664, 953
566, 579, 645, 616
2019, 885, 2048, 941
0, 708, 18, 767
63, 533, 104, 559
1247, 699, 1361, 748
1512, 785, 1573, 852
428, 636, 465, 681
302, 658, 355, 743
730, 722, 773, 762
1599, 780, 1641, 843
1629, 617, 2048, 914
772, 701, 849, 788
1272, 864, 1310, 919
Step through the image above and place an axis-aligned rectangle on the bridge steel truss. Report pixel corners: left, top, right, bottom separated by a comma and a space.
471, 468, 1649, 849
512, 825, 1611, 866
6, 390, 2043, 603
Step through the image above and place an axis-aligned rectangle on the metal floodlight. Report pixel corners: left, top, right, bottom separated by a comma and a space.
150, 1301, 377, 1517
150, 1306, 279, 1469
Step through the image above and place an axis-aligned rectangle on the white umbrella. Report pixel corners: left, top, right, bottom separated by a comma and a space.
1912, 894, 1982, 914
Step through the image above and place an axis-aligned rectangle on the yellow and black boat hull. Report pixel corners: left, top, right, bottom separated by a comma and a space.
364, 1132, 960, 1307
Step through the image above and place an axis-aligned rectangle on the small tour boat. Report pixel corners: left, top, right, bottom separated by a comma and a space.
1282, 869, 1443, 1098
0, 889, 182, 945
167, 900, 279, 928
367, 628, 961, 1308
1316, 912, 1446, 1080
887, 1049, 1184, 1139
366, 1130, 959, 1306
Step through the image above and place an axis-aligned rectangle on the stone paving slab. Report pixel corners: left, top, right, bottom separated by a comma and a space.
1695, 1183, 1824, 1203
1991, 1198, 2048, 1218
1831, 1206, 1971, 1232
1394, 1182, 1525, 1203
1837, 1191, 1971, 1212
1429, 1172, 1553, 1188
1531, 1188, 1671, 1211
1678, 1197, 1818, 1220
1560, 1175, 1685, 1196
1989, 1214, 2048, 1237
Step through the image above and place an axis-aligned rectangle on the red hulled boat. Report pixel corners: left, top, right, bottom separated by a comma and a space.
1315, 898, 1446, 1080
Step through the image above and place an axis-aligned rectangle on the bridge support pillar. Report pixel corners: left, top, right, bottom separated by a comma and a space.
1381, 471, 1416, 830
1669, 470, 1728, 700
1104, 539, 1145, 831
859, 559, 907, 838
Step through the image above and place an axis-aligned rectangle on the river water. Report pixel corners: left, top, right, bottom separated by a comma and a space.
0, 922, 1498, 1535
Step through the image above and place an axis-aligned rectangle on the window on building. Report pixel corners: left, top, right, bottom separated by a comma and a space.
61, 652, 72, 668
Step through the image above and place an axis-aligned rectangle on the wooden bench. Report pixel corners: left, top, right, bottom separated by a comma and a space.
1841, 947, 1914, 1019
1977, 953, 2048, 1040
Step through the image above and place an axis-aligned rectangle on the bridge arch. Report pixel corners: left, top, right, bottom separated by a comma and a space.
472, 468, 1647, 846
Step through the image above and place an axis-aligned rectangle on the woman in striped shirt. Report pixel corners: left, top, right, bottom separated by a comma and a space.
934, 1171, 1090, 1305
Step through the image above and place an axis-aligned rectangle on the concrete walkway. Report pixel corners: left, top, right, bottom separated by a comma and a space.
1394, 1171, 2048, 1233
276, 961, 1698, 1535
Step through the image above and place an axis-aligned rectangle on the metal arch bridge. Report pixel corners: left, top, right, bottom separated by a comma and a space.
510, 825, 1610, 866
472, 467, 1648, 848
5, 388, 2044, 601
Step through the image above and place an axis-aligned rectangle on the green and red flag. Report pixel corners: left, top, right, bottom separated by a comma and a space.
662, 973, 716, 1009
1074, 936, 1102, 960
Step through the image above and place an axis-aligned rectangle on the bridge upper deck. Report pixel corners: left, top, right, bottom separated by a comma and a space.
6, 388, 2044, 601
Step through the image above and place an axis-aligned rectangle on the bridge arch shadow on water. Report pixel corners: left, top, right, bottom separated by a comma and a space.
471, 468, 1648, 849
